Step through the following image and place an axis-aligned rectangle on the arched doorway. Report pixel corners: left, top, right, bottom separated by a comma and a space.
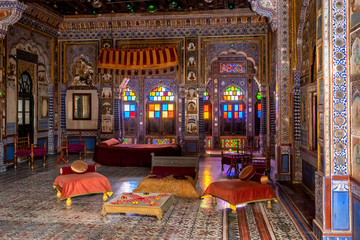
17, 71, 34, 143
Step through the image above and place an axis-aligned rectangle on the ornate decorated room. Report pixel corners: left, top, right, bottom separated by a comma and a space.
0, 0, 358, 239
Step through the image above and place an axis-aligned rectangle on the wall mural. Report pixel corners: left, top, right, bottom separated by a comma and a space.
185, 87, 198, 135
65, 43, 97, 86
351, 37, 360, 79
70, 56, 95, 87
352, 136, 360, 182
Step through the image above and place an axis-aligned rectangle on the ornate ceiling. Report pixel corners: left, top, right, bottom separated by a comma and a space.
24, 0, 251, 16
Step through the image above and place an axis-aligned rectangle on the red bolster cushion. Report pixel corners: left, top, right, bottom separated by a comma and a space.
239, 165, 256, 181
60, 165, 96, 175
151, 166, 197, 179
251, 173, 269, 184
98, 138, 120, 147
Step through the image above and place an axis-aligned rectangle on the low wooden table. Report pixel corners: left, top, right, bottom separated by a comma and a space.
101, 192, 173, 219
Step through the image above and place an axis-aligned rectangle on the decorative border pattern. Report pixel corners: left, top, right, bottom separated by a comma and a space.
278, 0, 290, 147
323, 0, 331, 176
331, 0, 348, 175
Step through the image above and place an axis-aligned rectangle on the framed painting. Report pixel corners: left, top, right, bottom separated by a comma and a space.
73, 93, 91, 120
352, 135, 360, 182
38, 97, 49, 120
318, 78, 324, 105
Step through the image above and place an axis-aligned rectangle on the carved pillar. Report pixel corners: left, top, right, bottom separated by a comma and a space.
311, 0, 352, 238
138, 77, 144, 143
260, 84, 267, 155
198, 85, 205, 154
247, 77, 254, 146
47, 84, 54, 154
179, 85, 185, 150
60, 84, 67, 133
113, 84, 120, 139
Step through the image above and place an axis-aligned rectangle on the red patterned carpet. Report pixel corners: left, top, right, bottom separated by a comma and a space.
0, 154, 313, 239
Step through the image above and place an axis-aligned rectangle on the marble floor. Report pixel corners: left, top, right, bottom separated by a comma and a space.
0, 153, 315, 239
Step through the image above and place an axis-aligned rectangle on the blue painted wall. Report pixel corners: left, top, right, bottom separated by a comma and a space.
332, 191, 350, 230
354, 196, 360, 240
6, 145, 14, 162
302, 160, 315, 192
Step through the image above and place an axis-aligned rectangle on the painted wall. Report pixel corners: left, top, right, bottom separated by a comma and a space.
65, 89, 98, 130
350, 1, 360, 237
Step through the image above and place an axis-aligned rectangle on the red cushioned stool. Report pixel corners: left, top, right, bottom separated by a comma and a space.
53, 163, 113, 206
201, 179, 276, 212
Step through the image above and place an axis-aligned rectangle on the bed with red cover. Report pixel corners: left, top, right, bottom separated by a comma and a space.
93, 138, 182, 167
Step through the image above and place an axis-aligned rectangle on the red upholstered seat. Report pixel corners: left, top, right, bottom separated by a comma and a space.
202, 179, 276, 206
53, 172, 112, 200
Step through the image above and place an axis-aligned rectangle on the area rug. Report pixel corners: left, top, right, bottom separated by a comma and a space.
0, 159, 310, 239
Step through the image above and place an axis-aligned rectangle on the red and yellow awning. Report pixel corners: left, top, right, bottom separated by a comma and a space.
98, 46, 179, 76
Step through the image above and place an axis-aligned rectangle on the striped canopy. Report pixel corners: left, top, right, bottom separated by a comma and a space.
98, 46, 179, 76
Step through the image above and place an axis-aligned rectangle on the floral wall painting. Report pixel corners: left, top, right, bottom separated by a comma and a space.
351, 37, 360, 77
352, 94, 360, 130
352, 136, 360, 182
70, 55, 95, 87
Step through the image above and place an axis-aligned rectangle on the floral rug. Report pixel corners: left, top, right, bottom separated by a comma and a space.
0, 158, 310, 239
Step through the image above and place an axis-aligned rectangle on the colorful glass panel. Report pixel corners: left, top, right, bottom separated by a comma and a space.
223, 86, 243, 101
203, 91, 210, 101
257, 103, 261, 118
123, 88, 137, 101
148, 87, 175, 101
149, 138, 176, 144
123, 138, 137, 144
221, 138, 246, 149
220, 63, 245, 73
204, 104, 210, 120
124, 103, 136, 119
256, 92, 261, 100
223, 104, 243, 119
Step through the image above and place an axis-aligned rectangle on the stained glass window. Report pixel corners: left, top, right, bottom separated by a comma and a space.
123, 88, 136, 101
203, 91, 209, 101
220, 63, 245, 73
223, 104, 243, 119
223, 86, 243, 101
124, 103, 136, 119
204, 104, 210, 119
256, 92, 261, 100
257, 103, 261, 118
148, 103, 174, 119
149, 87, 175, 102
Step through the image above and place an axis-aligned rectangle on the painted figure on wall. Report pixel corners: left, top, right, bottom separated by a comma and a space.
352, 0, 360, 13
352, 137, 360, 182
351, 37, 360, 76
352, 95, 360, 130
71, 55, 94, 87
101, 85, 112, 99
187, 42, 195, 51
187, 71, 196, 82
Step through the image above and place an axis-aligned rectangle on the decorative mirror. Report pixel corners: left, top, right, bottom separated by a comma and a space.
39, 97, 49, 119
73, 93, 91, 120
